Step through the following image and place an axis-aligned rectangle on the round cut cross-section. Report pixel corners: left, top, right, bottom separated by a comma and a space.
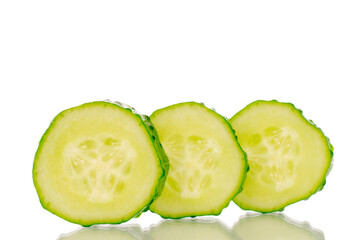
33, 101, 168, 226
230, 100, 333, 213
149, 101, 247, 218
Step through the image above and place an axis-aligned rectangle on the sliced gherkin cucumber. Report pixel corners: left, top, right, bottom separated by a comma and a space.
233, 213, 324, 240
229, 100, 333, 212
149, 102, 247, 218
33, 101, 168, 226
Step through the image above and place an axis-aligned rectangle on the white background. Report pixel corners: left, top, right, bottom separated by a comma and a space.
1, 0, 359, 239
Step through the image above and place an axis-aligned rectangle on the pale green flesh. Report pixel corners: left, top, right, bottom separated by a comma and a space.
233, 213, 324, 240
230, 100, 332, 212
163, 135, 219, 199
33, 101, 165, 225
242, 126, 300, 192
148, 219, 236, 240
149, 102, 247, 218
63, 135, 136, 203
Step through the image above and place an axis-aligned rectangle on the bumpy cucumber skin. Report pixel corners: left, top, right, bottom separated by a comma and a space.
112, 101, 170, 213
230, 100, 333, 213
149, 102, 248, 219
33, 101, 169, 226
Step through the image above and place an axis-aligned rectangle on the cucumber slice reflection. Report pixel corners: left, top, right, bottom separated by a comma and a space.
147, 218, 236, 240
58, 226, 143, 240
232, 213, 324, 240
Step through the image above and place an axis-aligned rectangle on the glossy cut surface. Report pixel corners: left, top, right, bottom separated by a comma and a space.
230, 100, 333, 212
33, 101, 168, 225
149, 102, 247, 218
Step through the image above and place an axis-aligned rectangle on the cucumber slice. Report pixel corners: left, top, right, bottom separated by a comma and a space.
147, 219, 236, 240
58, 226, 143, 240
233, 213, 324, 240
229, 100, 333, 212
149, 102, 247, 218
33, 101, 168, 226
